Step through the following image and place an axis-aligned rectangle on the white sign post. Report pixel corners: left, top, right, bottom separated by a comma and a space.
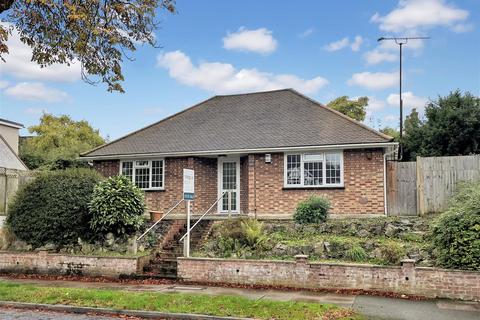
183, 169, 195, 257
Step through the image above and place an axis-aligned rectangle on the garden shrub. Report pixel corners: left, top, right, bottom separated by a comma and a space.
7, 168, 102, 248
293, 195, 331, 224
89, 175, 145, 236
429, 181, 480, 270
379, 241, 406, 265
345, 245, 368, 262
240, 219, 267, 249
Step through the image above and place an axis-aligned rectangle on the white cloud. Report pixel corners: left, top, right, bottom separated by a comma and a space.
0, 80, 8, 89
371, 0, 470, 33
350, 36, 364, 52
0, 22, 81, 82
387, 91, 427, 110
24, 107, 48, 115
4, 82, 70, 102
298, 28, 315, 38
157, 50, 329, 95
324, 37, 349, 52
325, 36, 364, 52
223, 27, 278, 54
347, 71, 398, 90
363, 49, 397, 65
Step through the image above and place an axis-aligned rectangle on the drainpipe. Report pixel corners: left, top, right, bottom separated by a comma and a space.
383, 146, 399, 216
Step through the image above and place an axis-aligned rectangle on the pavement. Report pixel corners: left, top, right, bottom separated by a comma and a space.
0, 308, 122, 320
0, 277, 479, 320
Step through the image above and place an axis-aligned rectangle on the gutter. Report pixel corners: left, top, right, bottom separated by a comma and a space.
80, 142, 398, 161
383, 145, 399, 216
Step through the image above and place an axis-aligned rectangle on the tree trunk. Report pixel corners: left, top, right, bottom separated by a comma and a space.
0, 0, 14, 14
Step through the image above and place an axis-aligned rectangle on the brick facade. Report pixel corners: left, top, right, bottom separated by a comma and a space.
93, 148, 385, 215
177, 257, 480, 301
246, 149, 385, 214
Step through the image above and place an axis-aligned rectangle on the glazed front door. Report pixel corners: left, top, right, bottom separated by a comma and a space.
218, 157, 240, 213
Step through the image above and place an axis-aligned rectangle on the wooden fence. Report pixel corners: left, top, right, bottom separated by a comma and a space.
0, 168, 34, 215
387, 155, 480, 216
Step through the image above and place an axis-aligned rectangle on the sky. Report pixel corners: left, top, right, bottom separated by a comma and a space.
0, 0, 479, 139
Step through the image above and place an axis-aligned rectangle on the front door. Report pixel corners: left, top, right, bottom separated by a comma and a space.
218, 157, 240, 213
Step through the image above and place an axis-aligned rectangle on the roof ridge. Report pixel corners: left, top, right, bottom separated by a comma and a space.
287, 89, 393, 141
81, 95, 218, 157
214, 88, 292, 97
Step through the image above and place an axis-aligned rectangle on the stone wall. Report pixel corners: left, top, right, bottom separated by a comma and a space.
0, 251, 150, 277
177, 257, 480, 301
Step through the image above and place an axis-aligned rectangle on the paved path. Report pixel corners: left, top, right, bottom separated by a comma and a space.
1, 277, 479, 320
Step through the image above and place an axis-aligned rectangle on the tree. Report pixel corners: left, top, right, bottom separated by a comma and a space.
327, 96, 368, 121
402, 91, 480, 161
380, 127, 400, 141
19, 114, 105, 169
0, 0, 175, 92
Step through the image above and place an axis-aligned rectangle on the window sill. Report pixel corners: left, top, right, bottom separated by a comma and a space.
282, 185, 344, 190
143, 188, 165, 192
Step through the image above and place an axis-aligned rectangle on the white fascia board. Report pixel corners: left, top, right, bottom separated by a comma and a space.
79, 142, 398, 161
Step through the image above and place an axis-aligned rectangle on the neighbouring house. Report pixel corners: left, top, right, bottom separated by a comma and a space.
0, 118, 27, 171
0, 118, 27, 225
81, 89, 397, 216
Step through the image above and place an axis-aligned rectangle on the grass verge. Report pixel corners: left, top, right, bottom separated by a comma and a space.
0, 281, 362, 320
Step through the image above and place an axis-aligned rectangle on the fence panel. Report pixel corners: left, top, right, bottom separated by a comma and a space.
417, 155, 480, 214
0, 168, 34, 215
387, 161, 417, 216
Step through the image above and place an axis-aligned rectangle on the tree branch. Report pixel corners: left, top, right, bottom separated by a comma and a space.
0, 0, 14, 14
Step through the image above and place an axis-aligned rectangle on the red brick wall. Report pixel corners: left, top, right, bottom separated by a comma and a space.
240, 156, 249, 214
93, 160, 119, 177
177, 257, 480, 301
0, 251, 147, 277
93, 148, 385, 215
246, 149, 385, 214
93, 157, 218, 215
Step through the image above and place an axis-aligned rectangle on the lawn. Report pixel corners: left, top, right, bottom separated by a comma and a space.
0, 281, 362, 320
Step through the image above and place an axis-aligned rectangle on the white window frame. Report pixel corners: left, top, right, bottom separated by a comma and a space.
119, 159, 165, 190
283, 151, 344, 188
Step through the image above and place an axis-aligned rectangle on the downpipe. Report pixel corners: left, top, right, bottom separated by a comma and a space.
384, 146, 399, 216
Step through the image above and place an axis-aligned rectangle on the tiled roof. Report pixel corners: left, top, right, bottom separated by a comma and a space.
82, 89, 392, 157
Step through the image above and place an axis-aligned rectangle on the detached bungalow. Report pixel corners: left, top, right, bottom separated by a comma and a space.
81, 89, 396, 216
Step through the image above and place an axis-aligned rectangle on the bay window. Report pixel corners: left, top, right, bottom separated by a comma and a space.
120, 159, 164, 190
284, 152, 343, 187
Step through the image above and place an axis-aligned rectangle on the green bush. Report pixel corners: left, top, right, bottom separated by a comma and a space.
240, 219, 267, 249
6, 168, 102, 248
429, 181, 480, 270
379, 241, 406, 265
293, 196, 331, 224
89, 175, 145, 236
345, 245, 368, 262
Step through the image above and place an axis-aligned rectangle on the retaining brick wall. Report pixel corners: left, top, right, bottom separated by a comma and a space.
177, 257, 480, 301
0, 251, 150, 277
